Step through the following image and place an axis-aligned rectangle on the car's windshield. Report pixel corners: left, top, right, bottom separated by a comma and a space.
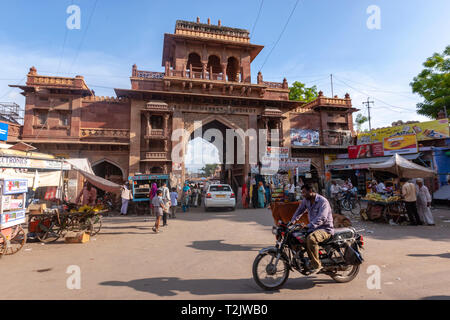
209, 185, 231, 192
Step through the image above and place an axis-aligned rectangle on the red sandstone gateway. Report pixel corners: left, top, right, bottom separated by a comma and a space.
10, 18, 357, 200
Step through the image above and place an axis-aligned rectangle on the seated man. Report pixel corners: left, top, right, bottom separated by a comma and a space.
290, 184, 335, 274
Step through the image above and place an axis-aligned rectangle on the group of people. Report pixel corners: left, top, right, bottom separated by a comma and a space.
330, 179, 358, 214
240, 178, 305, 209
401, 178, 435, 226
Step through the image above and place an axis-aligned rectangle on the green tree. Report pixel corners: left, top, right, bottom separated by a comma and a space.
289, 81, 318, 102
410, 45, 450, 118
354, 113, 368, 132
201, 163, 218, 177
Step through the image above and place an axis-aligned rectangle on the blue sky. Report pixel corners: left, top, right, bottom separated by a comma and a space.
1, 0, 449, 168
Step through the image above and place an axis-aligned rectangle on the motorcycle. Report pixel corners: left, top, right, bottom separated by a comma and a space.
252, 219, 364, 290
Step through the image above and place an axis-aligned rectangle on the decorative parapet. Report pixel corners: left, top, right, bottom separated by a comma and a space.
135, 70, 165, 79
82, 96, 129, 103
303, 92, 352, 109
80, 128, 130, 139
26, 67, 89, 90
175, 19, 250, 43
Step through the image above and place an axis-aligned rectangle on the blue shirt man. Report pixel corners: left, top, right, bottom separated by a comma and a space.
290, 184, 334, 273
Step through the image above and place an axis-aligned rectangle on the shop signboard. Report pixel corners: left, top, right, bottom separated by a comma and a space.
383, 133, 418, 155
0, 209, 26, 229
0, 156, 70, 170
357, 118, 449, 144
0, 122, 9, 141
348, 142, 384, 159
290, 129, 320, 146
1, 179, 28, 195
279, 158, 311, 171
265, 146, 289, 159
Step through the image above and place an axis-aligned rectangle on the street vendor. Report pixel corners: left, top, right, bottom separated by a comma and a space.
76, 181, 97, 206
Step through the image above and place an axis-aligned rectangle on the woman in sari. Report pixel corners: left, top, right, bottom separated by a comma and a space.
257, 181, 266, 208
242, 182, 248, 209
149, 182, 158, 216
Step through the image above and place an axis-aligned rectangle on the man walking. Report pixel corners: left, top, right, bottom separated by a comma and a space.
416, 178, 435, 226
120, 181, 133, 215
401, 178, 422, 225
160, 182, 170, 227
169, 187, 178, 218
330, 180, 341, 214
290, 184, 334, 274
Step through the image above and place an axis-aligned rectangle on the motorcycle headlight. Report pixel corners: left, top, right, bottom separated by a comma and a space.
272, 226, 278, 235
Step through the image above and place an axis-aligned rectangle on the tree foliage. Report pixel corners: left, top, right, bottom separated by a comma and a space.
201, 163, 218, 177
354, 113, 368, 132
289, 81, 318, 102
410, 45, 450, 118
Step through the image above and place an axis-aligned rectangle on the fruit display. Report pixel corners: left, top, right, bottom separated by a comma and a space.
362, 193, 401, 203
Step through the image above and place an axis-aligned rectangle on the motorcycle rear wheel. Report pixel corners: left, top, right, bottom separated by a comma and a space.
252, 252, 290, 291
329, 264, 360, 283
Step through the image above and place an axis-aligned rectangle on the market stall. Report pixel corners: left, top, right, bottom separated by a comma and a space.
361, 154, 436, 223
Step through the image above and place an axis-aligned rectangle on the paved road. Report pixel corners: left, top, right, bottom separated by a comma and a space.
1, 206, 449, 300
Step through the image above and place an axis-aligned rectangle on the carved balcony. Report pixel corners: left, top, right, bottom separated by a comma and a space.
142, 151, 171, 161
144, 129, 168, 140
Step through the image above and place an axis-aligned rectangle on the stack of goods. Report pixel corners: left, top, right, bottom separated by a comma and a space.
271, 188, 285, 203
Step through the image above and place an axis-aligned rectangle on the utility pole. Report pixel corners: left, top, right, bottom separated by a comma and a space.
330, 74, 334, 97
362, 97, 375, 131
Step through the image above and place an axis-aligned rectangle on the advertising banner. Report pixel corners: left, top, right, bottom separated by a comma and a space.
348, 142, 384, 159
357, 118, 449, 144
290, 129, 320, 146
383, 133, 418, 155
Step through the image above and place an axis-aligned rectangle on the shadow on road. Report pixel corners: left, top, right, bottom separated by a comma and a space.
99, 276, 319, 296
407, 253, 450, 259
422, 295, 450, 300
187, 240, 264, 252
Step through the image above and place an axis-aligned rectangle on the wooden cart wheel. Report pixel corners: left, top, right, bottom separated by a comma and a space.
0, 231, 7, 257
4, 226, 27, 255
89, 215, 102, 236
35, 217, 62, 243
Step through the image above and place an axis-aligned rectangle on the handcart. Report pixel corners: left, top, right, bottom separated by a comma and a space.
0, 179, 28, 256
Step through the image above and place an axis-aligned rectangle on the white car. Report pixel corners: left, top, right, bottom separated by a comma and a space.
204, 184, 236, 211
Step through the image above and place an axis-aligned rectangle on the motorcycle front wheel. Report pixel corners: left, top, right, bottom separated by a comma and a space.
330, 264, 360, 283
252, 251, 290, 290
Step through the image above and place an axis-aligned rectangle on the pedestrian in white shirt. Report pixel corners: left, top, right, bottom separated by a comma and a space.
160, 182, 170, 227
415, 178, 435, 226
120, 182, 133, 215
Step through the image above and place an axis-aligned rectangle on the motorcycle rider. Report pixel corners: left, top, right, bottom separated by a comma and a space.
290, 184, 335, 274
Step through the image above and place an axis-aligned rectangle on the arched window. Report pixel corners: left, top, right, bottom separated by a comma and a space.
207, 55, 221, 79
226, 57, 239, 82
187, 52, 202, 78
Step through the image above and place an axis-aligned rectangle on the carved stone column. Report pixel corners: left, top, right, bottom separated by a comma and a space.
163, 114, 169, 137
145, 112, 151, 136
221, 64, 227, 81
202, 62, 207, 79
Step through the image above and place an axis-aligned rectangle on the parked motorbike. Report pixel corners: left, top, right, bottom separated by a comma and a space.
252, 219, 364, 290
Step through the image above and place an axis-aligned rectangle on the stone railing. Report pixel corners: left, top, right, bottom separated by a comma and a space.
80, 128, 130, 139
303, 94, 352, 109
135, 70, 165, 79
263, 81, 285, 89
144, 129, 165, 139
145, 151, 169, 160
323, 130, 353, 146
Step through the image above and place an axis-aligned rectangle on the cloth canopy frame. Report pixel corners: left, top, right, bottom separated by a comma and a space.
368, 153, 435, 179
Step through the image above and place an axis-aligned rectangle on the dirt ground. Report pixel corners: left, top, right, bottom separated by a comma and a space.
0, 205, 449, 300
